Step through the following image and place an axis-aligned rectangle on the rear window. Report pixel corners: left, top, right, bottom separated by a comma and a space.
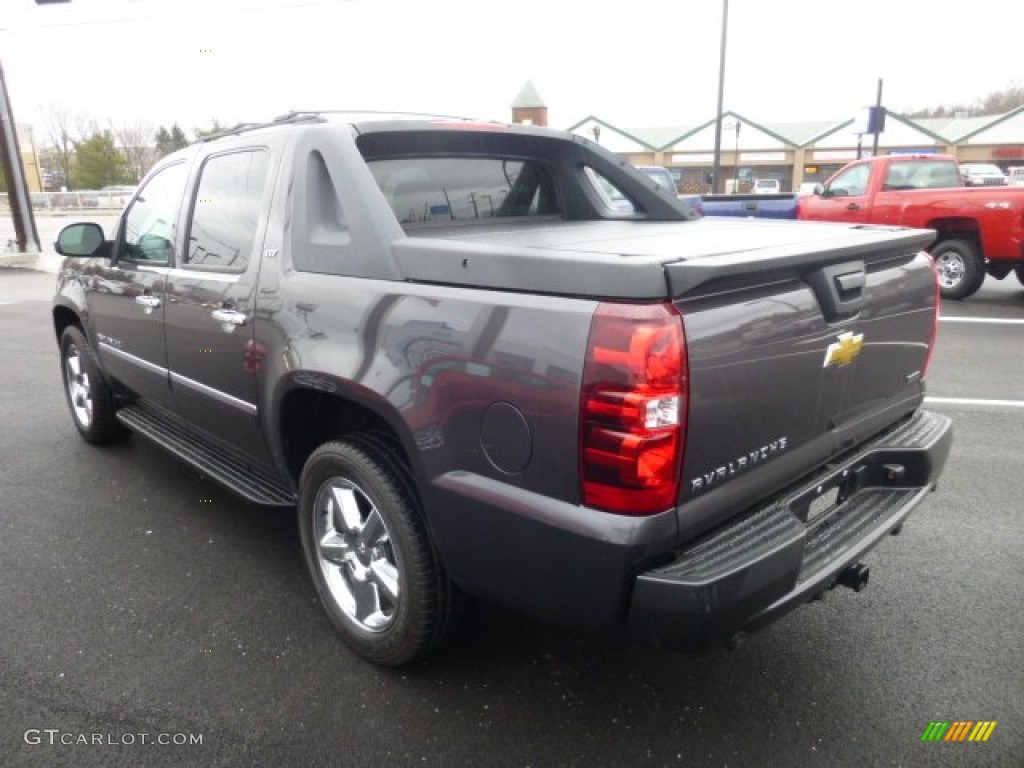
367, 157, 560, 226
883, 160, 962, 190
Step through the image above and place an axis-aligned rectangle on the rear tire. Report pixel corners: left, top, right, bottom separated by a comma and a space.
931, 238, 985, 300
59, 326, 127, 444
298, 436, 462, 666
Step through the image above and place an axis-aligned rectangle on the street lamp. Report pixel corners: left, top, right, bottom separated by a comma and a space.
725, 120, 742, 193
733, 120, 741, 193
710, 0, 730, 194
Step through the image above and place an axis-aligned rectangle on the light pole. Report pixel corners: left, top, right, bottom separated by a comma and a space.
710, 0, 729, 194
731, 120, 741, 193
0, 58, 40, 253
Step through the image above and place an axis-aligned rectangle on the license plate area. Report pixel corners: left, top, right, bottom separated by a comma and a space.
789, 463, 864, 526
807, 486, 840, 524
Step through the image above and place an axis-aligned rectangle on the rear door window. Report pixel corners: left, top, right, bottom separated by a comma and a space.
185, 149, 270, 271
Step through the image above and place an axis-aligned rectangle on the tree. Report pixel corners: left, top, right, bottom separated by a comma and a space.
111, 120, 155, 182
193, 119, 226, 140
39, 103, 78, 190
72, 131, 131, 190
977, 83, 1024, 115
902, 82, 1024, 119
155, 123, 189, 158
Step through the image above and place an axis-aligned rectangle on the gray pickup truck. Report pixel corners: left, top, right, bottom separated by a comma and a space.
52, 112, 952, 666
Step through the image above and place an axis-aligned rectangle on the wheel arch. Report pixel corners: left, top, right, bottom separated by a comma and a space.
924, 216, 982, 250
276, 382, 421, 495
53, 304, 84, 345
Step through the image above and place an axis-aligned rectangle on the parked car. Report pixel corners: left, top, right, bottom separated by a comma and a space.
959, 163, 1008, 187
704, 154, 1024, 299
1008, 167, 1024, 187
752, 178, 781, 194
636, 165, 678, 193
801, 155, 1024, 297
52, 112, 951, 666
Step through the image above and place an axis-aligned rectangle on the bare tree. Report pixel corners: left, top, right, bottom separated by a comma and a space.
38, 103, 78, 190
903, 82, 1024, 119
110, 119, 155, 183
978, 83, 1024, 115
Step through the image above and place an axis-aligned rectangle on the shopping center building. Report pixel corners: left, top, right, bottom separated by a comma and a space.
510, 82, 1024, 194
567, 108, 1024, 194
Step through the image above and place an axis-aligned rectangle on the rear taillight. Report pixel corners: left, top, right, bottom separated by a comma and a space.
923, 251, 941, 379
580, 302, 688, 515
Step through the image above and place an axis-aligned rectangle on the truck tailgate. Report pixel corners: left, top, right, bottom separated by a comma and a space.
664, 221, 937, 543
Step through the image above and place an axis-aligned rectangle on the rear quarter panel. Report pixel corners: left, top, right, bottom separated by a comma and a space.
865, 188, 1022, 259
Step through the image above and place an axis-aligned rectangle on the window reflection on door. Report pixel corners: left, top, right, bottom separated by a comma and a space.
121, 163, 188, 264
186, 150, 270, 271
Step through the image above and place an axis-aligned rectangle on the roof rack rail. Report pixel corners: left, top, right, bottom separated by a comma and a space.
200, 112, 326, 142
276, 109, 495, 123
200, 110, 504, 143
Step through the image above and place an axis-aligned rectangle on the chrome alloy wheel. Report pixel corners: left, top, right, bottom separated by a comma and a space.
935, 250, 965, 289
313, 478, 400, 632
64, 343, 94, 428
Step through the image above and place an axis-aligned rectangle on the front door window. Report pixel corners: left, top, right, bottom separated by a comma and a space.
121, 163, 189, 264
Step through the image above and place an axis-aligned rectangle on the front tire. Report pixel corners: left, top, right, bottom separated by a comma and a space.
59, 326, 127, 444
931, 238, 985, 300
298, 437, 461, 666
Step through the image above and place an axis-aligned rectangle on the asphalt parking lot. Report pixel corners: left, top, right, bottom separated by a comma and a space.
1, 267, 1021, 767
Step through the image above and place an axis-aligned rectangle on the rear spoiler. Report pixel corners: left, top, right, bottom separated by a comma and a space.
665, 226, 935, 298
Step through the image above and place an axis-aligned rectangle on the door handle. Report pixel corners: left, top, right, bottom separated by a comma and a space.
845, 202, 861, 210
135, 294, 162, 311
211, 308, 248, 327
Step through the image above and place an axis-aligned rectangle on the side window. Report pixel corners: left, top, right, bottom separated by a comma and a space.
826, 164, 869, 197
906, 161, 963, 189
121, 163, 188, 264
186, 150, 270, 271
882, 162, 913, 191
583, 166, 636, 213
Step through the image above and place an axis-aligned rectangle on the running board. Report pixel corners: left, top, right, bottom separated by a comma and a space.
116, 402, 296, 507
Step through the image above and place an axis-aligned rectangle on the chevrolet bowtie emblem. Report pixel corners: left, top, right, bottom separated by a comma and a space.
824, 331, 864, 367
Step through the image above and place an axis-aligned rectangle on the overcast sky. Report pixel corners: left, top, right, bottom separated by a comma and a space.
3, 0, 1022, 140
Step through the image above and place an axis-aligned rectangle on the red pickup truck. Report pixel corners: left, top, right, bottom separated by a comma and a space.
799, 154, 1024, 299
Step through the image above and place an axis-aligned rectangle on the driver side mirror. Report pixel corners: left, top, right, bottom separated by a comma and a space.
55, 222, 108, 258
813, 183, 824, 196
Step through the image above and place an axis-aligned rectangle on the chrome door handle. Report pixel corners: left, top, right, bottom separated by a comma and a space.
135, 294, 162, 308
211, 308, 248, 326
